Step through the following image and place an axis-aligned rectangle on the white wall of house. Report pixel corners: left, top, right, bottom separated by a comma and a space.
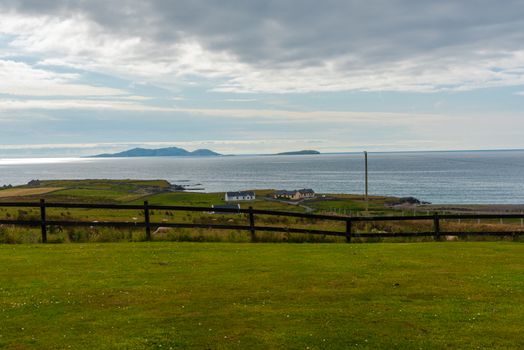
225, 193, 255, 201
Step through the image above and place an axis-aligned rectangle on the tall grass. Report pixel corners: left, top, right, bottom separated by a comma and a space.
1, 224, 522, 244
2, 208, 524, 243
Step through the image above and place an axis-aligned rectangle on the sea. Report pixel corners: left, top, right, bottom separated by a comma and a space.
1, 150, 524, 204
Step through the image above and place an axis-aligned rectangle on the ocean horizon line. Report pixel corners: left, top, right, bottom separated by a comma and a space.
1, 147, 524, 161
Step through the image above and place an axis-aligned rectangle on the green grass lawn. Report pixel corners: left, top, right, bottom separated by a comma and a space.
1, 242, 522, 349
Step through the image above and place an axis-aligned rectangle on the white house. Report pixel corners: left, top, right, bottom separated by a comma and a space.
225, 191, 256, 201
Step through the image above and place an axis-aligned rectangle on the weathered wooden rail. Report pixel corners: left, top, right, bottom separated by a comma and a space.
0, 200, 522, 243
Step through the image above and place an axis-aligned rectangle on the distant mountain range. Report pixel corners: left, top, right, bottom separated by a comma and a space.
275, 150, 320, 155
92, 147, 221, 158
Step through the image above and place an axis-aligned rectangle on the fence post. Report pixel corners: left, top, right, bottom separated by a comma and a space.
144, 201, 151, 241
433, 213, 440, 241
248, 206, 256, 242
40, 199, 47, 243
345, 219, 352, 243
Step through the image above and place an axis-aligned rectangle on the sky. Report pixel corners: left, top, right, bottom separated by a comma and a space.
1, 0, 524, 157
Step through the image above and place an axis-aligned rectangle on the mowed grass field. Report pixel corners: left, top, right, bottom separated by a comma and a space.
1, 242, 523, 349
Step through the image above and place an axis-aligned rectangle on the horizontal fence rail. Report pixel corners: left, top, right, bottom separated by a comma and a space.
0, 200, 522, 243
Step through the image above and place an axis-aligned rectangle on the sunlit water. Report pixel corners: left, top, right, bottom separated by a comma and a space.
1, 150, 524, 204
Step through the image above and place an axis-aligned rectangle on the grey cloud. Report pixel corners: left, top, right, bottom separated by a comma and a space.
2, 0, 524, 91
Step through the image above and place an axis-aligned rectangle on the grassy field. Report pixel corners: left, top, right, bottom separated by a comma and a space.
0, 180, 524, 243
0, 187, 63, 198
1, 179, 524, 243
0, 179, 400, 244
0, 180, 172, 204
1, 182, 522, 348
0, 242, 522, 349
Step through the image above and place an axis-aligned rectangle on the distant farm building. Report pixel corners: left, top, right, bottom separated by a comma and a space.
211, 204, 241, 214
273, 189, 315, 201
225, 191, 256, 201
27, 179, 41, 187
298, 189, 315, 198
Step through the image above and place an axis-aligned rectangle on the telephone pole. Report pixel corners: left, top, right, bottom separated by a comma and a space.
364, 151, 369, 214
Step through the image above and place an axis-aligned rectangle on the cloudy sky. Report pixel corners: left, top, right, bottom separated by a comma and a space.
1, 0, 524, 157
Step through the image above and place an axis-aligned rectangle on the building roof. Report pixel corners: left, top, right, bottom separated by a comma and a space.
275, 189, 315, 196
212, 204, 241, 213
275, 190, 297, 196
212, 204, 241, 210
275, 190, 288, 195
226, 191, 255, 197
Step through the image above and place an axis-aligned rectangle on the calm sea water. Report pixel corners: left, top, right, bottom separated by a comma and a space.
1, 151, 524, 204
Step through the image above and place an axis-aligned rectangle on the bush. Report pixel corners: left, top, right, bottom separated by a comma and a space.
0, 226, 40, 244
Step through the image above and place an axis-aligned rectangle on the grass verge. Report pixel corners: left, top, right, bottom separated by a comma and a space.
0, 242, 523, 349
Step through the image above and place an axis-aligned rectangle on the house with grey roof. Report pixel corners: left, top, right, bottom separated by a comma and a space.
225, 191, 256, 201
273, 189, 315, 200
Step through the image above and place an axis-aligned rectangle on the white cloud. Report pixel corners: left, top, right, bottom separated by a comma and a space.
0, 98, 446, 125
215, 50, 524, 93
0, 12, 246, 84
0, 97, 171, 111
168, 107, 447, 124
0, 60, 127, 96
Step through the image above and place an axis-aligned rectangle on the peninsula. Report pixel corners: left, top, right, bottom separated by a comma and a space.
276, 150, 320, 155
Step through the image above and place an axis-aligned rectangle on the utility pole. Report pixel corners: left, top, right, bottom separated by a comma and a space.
364, 151, 369, 214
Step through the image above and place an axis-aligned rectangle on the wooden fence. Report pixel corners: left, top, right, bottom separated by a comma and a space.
0, 199, 522, 243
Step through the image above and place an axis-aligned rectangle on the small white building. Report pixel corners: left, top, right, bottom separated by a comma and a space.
225, 191, 256, 201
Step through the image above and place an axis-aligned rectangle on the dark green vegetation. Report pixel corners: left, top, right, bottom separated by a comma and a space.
93, 146, 221, 158
0, 243, 522, 349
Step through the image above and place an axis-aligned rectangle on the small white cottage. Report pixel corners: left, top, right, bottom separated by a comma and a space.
225, 191, 256, 201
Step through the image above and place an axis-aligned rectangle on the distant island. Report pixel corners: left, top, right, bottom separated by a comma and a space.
275, 150, 320, 156
91, 147, 321, 158
92, 147, 221, 158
